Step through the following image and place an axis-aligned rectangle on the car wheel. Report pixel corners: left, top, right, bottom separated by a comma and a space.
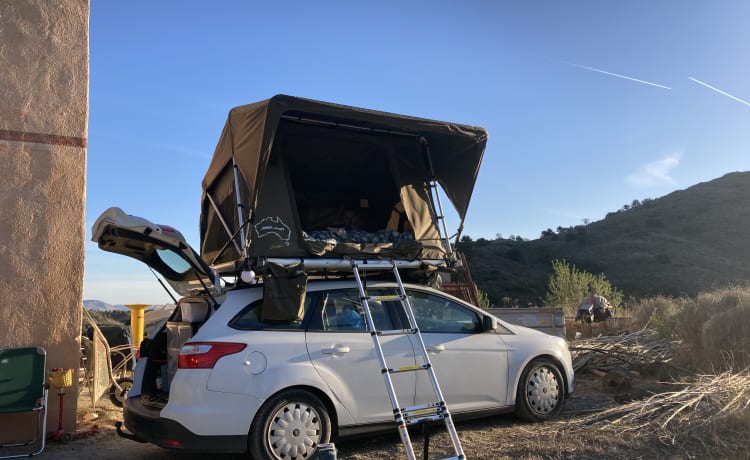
514, 358, 564, 422
249, 389, 332, 460
109, 377, 133, 407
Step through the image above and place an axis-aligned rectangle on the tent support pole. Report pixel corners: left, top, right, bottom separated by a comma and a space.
205, 191, 243, 257
232, 158, 249, 259
208, 216, 252, 266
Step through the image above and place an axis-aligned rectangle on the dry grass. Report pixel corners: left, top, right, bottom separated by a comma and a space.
569, 329, 679, 372
626, 286, 750, 373
626, 295, 681, 333
537, 369, 750, 458
557, 330, 750, 458
675, 287, 750, 372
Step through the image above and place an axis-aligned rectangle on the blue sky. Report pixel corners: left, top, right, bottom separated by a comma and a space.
84, 1, 750, 304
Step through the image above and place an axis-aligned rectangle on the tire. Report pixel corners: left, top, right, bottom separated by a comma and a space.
249, 389, 332, 460
514, 358, 564, 422
109, 377, 133, 407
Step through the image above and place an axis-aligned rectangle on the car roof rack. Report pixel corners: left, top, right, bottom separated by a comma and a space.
262, 257, 449, 271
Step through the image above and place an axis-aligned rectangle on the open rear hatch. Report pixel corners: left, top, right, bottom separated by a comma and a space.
91, 207, 222, 299
92, 207, 221, 407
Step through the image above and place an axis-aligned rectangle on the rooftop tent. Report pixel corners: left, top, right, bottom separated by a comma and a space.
200, 95, 487, 272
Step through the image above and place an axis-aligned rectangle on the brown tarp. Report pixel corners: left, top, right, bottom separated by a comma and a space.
200, 95, 487, 269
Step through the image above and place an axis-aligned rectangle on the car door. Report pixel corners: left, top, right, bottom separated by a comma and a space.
306, 288, 417, 425
406, 289, 510, 412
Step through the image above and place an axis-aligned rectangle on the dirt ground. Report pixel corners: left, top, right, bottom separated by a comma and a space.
35, 371, 697, 460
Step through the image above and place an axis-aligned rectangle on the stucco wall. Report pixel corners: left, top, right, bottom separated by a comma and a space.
0, 0, 89, 436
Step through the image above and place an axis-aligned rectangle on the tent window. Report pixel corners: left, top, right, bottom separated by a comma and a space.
281, 125, 403, 233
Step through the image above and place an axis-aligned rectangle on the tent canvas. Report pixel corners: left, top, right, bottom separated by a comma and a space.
200, 95, 487, 272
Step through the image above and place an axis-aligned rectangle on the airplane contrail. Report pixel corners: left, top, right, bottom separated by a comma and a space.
689, 77, 750, 107
565, 61, 672, 90
529, 52, 673, 90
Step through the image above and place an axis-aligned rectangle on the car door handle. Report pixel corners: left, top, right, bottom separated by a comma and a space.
322, 346, 350, 354
426, 345, 445, 353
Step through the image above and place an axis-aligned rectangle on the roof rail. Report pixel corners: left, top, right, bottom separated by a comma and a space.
263, 258, 449, 271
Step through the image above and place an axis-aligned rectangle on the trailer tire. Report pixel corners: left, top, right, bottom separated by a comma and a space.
109, 377, 133, 407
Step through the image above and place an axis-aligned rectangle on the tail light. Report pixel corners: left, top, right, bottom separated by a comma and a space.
178, 342, 246, 369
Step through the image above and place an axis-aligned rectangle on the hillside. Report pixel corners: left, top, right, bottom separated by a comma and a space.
461, 171, 750, 306
82, 300, 175, 312
82, 300, 175, 331
83, 299, 127, 311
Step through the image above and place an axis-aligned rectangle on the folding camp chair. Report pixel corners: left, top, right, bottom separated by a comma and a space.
0, 347, 48, 458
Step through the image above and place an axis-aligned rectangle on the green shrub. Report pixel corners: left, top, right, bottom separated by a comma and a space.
476, 288, 491, 309
543, 259, 623, 316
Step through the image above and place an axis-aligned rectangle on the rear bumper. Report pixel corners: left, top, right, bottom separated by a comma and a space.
121, 397, 247, 454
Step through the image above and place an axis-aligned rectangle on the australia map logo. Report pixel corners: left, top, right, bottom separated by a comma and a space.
254, 216, 292, 245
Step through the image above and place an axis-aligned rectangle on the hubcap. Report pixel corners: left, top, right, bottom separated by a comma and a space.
267, 402, 322, 459
526, 366, 560, 415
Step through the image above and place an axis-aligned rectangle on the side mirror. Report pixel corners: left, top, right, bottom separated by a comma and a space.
482, 315, 497, 332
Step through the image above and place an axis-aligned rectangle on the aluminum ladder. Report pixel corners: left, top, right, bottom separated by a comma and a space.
351, 259, 466, 460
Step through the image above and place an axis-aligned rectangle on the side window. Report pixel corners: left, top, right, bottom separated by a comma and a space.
314, 289, 394, 332
407, 290, 481, 334
228, 293, 317, 330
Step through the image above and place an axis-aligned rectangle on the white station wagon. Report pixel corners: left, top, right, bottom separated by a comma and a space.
93, 208, 574, 460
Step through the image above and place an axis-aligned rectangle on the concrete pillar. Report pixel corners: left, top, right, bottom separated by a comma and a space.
0, 0, 89, 436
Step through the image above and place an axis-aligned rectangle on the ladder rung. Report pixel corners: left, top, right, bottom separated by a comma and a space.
404, 407, 447, 425
352, 260, 398, 270
401, 403, 445, 423
386, 363, 429, 374
375, 328, 417, 336
405, 412, 446, 424
401, 402, 445, 415
365, 294, 404, 302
